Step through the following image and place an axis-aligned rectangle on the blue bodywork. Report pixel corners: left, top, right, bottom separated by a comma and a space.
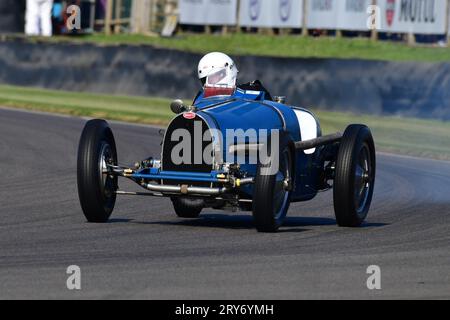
132, 88, 323, 202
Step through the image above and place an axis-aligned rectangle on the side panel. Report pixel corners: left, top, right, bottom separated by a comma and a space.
281, 107, 323, 202
200, 100, 286, 198
200, 99, 285, 170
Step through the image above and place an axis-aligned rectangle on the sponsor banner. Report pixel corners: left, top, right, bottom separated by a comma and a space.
306, 0, 448, 34
307, 0, 371, 31
337, 0, 373, 31
239, 0, 303, 28
379, 0, 448, 34
306, 0, 338, 29
179, 0, 237, 25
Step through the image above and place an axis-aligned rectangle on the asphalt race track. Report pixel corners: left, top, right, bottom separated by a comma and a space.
0, 107, 449, 299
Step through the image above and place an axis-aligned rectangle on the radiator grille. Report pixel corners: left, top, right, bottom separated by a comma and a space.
162, 114, 214, 186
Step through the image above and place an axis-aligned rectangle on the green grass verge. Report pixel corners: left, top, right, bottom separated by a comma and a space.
1, 84, 449, 160
38, 33, 450, 62
0, 84, 173, 125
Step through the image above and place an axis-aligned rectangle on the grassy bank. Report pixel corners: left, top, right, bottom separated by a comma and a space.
39, 33, 450, 62
1, 84, 449, 160
0, 85, 173, 125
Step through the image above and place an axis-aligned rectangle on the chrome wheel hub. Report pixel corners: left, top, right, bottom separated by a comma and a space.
99, 143, 113, 197
273, 149, 291, 219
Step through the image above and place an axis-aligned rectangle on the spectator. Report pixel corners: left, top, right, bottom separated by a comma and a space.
25, 0, 54, 36
51, 0, 64, 35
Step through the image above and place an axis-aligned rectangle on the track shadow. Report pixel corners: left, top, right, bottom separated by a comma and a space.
360, 222, 389, 228
108, 218, 134, 223
139, 214, 348, 231
136, 213, 389, 232
140, 214, 255, 230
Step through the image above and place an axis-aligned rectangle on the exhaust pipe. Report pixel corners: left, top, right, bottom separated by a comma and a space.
141, 182, 230, 196
230, 132, 343, 153
295, 132, 343, 150
141, 177, 254, 196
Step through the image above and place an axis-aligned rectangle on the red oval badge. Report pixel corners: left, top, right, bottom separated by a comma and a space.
183, 112, 196, 120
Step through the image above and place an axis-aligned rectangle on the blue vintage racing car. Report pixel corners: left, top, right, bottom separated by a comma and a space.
77, 81, 376, 233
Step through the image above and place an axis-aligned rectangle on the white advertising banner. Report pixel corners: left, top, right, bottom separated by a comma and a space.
307, 0, 371, 31
179, 0, 237, 25
306, 0, 338, 29
378, 0, 448, 34
180, 0, 449, 34
306, 0, 448, 34
239, 0, 304, 28
336, 0, 373, 31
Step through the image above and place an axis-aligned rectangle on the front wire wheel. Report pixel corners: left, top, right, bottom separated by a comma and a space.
77, 119, 118, 223
252, 136, 293, 233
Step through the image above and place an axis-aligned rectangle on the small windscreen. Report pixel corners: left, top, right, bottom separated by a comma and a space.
206, 68, 228, 86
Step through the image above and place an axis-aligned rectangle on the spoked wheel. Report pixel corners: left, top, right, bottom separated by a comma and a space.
333, 124, 376, 227
77, 119, 118, 223
252, 135, 293, 233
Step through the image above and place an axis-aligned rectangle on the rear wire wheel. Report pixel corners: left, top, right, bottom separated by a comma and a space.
77, 119, 118, 223
333, 124, 376, 227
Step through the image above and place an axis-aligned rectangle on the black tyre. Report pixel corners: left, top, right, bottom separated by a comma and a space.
171, 197, 203, 218
333, 124, 376, 227
252, 135, 293, 233
77, 119, 118, 223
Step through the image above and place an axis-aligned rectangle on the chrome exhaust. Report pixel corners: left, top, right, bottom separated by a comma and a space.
141, 182, 230, 196
140, 177, 254, 196
295, 132, 343, 150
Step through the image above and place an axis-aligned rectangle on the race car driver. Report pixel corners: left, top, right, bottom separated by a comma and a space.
196, 52, 273, 101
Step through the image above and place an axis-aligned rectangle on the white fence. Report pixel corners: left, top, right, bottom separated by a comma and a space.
178, 0, 450, 35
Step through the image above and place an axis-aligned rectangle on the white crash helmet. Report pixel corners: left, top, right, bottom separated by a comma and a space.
197, 52, 238, 88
